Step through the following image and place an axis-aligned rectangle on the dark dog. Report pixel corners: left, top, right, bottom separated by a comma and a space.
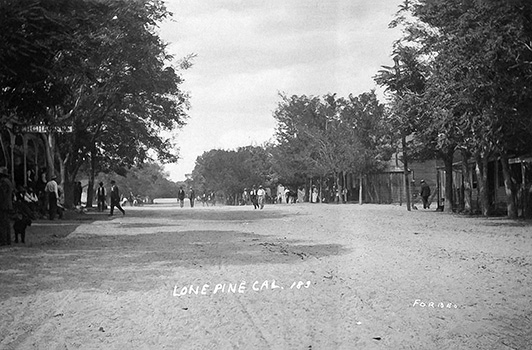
13, 200, 34, 244
14, 217, 31, 243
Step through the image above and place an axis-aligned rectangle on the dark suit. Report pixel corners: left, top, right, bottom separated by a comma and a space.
421, 183, 431, 209
0, 175, 13, 245
97, 186, 106, 211
110, 185, 125, 215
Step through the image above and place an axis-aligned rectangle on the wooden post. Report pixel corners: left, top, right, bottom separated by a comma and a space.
9, 130, 15, 184
23, 135, 27, 186
359, 174, 363, 205
402, 134, 411, 211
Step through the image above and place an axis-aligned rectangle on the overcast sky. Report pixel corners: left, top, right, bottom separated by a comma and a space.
158, 0, 403, 182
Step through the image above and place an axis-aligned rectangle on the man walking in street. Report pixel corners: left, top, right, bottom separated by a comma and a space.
109, 180, 125, 216
177, 186, 186, 208
257, 185, 266, 210
96, 181, 106, 212
420, 180, 431, 209
250, 186, 258, 209
189, 188, 195, 208
0, 167, 14, 245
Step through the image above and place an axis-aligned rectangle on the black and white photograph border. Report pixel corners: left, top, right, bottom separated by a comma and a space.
1, 0, 531, 349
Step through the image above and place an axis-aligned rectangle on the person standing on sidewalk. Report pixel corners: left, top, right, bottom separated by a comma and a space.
45, 175, 59, 220
109, 180, 125, 216
177, 186, 186, 208
420, 180, 431, 209
0, 167, 14, 245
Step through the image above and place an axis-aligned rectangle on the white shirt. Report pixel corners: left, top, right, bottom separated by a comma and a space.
97, 186, 106, 196
45, 180, 58, 197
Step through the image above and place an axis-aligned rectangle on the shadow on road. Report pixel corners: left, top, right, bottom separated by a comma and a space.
0, 229, 347, 298
125, 206, 296, 221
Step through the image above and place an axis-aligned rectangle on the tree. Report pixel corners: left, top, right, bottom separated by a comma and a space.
191, 146, 274, 204
0, 0, 191, 207
96, 162, 177, 203
375, 45, 427, 210
272, 91, 392, 202
272, 93, 328, 189
381, 0, 532, 217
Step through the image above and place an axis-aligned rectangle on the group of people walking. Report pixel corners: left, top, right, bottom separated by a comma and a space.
96, 180, 125, 216
242, 186, 266, 209
177, 187, 203, 208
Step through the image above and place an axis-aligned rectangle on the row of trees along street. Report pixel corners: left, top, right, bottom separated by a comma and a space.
190, 91, 394, 206
190, 90, 393, 206
190, 0, 532, 219
0, 0, 191, 207
374, 0, 532, 218
2, 0, 531, 218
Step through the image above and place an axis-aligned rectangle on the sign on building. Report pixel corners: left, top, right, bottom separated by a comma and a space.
14, 125, 73, 133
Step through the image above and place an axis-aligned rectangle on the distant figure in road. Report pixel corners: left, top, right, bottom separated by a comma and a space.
250, 186, 258, 209
73, 181, 80, 206
74, 181, 83, 206
109, 180, 125, 216
0, 167, 14, 246
177, 186, 186, 208
189, 188, 195, 208
311, 186, 319, 203
420, 180, 431, 209
45, 175, 59, 220
36, 168, 47, 217
257, 185, 266, 209
96, 182, 106, 211
242, 188, 249, 205
297, 187, 305, 203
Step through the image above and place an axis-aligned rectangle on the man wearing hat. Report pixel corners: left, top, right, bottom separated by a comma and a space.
45, 174, 59, 220
257, 185, 266, 210
420, 179, 431, 209
109, 180, 125, 216
0, 166, 14, 245
249, 186, 258, 209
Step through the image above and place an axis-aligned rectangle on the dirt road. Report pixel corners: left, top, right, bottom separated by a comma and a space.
0, 203, 531, 349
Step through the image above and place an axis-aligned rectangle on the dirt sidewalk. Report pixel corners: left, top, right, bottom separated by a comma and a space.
0, 203, 530, 349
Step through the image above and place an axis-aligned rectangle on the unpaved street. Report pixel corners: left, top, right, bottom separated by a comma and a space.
0, 203, 531, 349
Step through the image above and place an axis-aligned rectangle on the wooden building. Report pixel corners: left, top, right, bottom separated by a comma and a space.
436, 155, 532, 215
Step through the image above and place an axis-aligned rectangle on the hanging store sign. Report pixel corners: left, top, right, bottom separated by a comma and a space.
14, 125, 73, 133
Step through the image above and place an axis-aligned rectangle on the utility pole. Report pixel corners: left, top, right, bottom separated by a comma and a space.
393, 55, 411, 211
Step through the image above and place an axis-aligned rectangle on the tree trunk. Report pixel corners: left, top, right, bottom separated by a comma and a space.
523, 163, 532, 219
86, 148, 97, 208
319, 176, 322, 203
308, 177, 312, 203
57, 151, 76, 209
442, 150, 454, 213
0, 133, 8, 167
359, 174, 363, 205
401, 134, 411, 211
475, 152, 490, 216
42, 133, 55, 179
500, 153, 518, 219
343, 172, 348, 203
335, 171, 341, 204
461, 149, 472, 214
